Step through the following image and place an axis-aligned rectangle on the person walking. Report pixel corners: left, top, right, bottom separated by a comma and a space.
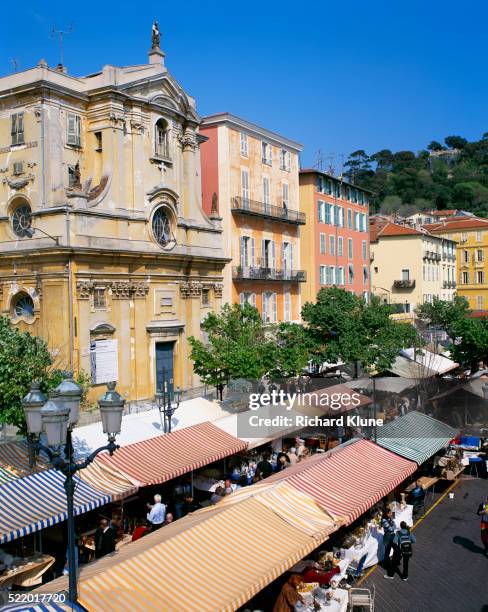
477, 495, 488, 556
381, 509, 397, 579
393, 521, 416, 581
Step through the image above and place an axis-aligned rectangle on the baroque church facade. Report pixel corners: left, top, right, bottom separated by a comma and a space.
0, 31, 225, 402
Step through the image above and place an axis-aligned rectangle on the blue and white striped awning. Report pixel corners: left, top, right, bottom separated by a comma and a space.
0, 602, 83, 611
0, 469, 111, 544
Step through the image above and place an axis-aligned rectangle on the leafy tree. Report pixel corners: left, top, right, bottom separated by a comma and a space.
268, 322, 316, 379
444, 135, 467, 150
188, 303, 277, 397
416, 295, 470, 339
0, 317, 53, 431
427, 141, 445, 152
301, 288, 419, 374
380, 195, 402, 214
449, 317, 488, 371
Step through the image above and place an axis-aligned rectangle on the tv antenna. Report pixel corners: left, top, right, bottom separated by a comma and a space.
10, 58, 19, 72
51, 24, 73, 67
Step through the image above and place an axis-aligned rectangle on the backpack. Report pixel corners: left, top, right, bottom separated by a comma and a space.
399, 533, 413, 556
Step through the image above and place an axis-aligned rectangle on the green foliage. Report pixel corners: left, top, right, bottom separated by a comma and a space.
268, 323, 316, 379
416, 296, 488, 369
188, 303, 277, 391
301, 287, 419, 372
0, 317, 93, 432
449, 317, 488, 370
416, 295, 470, 338
344, 132, 488, 215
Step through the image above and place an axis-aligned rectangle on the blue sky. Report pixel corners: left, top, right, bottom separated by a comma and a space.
1, 0, 487, 167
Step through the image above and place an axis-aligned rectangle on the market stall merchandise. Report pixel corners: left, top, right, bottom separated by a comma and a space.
0, 469, 111, 544
0, 553, 54, 588
96, 421, 247, 487
298, 585, 349, 612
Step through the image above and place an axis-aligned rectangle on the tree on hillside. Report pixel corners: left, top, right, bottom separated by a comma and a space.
444, 135, 467, 150
427, 141, 445, 152
301, 287, 419, 374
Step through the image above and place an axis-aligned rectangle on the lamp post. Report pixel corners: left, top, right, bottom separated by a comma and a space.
22, 374, 124, 604
482, 383, 488, 401
155, 369, 181, 433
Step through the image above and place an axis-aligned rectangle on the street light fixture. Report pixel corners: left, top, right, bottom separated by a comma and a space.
22, 372, 125, 604
154, 369, 181, 433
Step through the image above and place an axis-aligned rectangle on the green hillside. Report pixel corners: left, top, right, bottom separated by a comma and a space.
344, 134, 488, 217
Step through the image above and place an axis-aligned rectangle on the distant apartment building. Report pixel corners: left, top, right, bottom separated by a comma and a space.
299, 170, 371, 304
370, 218, 457, 318
407, 209, 474, 226
424, 216, 488, 312
200, 114, 304, 322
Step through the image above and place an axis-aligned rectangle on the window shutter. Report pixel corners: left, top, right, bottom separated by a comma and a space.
251, 293, 256, 307
240, 293, 245, 307
251, 238, 255, 266
271, 240, 276, 269
272, 293, 277, 322
290, 244, 293, 272
67, 114, 77, 145
240, 237, 245, 266
262, 239, 266, 267
17, 113, 24, 142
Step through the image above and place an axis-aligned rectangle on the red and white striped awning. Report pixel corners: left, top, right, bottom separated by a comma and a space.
97, 421, 247, 486
269, 439, 416, 524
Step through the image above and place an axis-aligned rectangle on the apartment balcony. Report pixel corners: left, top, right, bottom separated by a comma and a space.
423, 251, 441, 261
443, 281, 457, 289
393, 279, 416, 289
233, 262, 306, 282
231, 196, 306, 225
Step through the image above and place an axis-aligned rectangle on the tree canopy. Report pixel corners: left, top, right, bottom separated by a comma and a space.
301, 287, 419, 372
343, 133, 488, 217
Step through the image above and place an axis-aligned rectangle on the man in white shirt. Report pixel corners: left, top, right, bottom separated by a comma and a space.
146, 494, 166, 531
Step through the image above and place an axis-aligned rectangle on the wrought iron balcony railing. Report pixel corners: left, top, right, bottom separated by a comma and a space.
443, 281, 457, 289
231, 196, 306, 225
393, 279, 416, 289
233, 263, 306, 282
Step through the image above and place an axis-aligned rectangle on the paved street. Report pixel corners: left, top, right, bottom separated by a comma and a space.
361, 476, 488, 612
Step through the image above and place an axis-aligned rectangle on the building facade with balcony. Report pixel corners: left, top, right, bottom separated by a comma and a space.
0, 33, 226, 402
424, 217, 488, 312
369, 218, 457, 319
299, 170, 371, 304
200, 114, 304, 322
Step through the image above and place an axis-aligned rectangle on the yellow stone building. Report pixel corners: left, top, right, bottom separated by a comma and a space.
370, 217, 457, 320
0, 34, 225, 402
425, 217, 488, 312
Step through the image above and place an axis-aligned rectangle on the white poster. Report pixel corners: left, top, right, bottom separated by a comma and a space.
90, 339, 119, 384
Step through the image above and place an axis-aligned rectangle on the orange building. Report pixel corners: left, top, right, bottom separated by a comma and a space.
299, 170, 371, 304
200, 114, 304, 322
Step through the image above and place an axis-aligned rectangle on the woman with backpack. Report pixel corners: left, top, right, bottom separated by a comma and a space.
393, 521, 416, 581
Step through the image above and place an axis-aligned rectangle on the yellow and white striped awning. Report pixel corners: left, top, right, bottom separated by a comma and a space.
79, 460, 138, 501
76, 496, 328, 611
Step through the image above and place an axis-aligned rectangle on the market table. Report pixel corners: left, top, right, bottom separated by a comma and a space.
339, 524, 385, 570
405, 475, 439, 492
0, 554, 54, 589
392, 503, 413, 527
299, 586, 348, 612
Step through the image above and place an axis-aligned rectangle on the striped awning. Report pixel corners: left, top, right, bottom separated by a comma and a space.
267, 439, 416, 524
0, 441, 48, 477
0, 603, 83, 612
80, 460, 138, 501
0, 466, 19, 485
65, 496, 327, 611
97, 421, 247, 486
375, 411, 458, 465
0, 469, 111, 544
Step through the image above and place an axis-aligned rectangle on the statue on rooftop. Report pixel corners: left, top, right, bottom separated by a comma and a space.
151, 21, 161, 49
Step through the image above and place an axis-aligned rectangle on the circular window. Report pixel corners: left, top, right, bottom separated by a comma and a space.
12, 204, 32, 238
12, 293, 35, 320
152, 208, 173, 247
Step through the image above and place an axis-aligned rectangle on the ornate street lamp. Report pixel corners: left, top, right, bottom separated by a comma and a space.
22, 372, 125, 603
155, 369, 181, 433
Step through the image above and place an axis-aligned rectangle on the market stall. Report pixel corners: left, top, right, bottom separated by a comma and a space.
0, 553, 54, 589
